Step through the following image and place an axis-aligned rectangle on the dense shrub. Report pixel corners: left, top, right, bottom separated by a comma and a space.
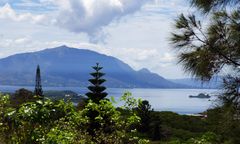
0, 93, 149, 144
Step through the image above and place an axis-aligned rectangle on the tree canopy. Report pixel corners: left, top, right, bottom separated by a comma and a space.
171, 1, 240, 80
171, 1, 240, 143
190, 0, 240, 13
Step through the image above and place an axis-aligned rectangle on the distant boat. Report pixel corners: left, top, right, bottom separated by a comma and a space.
189, 93, 211, 98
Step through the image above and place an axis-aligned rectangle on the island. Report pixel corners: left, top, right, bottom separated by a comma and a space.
189, 93, 211, 98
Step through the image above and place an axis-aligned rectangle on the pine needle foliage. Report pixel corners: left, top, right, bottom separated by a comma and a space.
171, 1, 240, 142
171, 10, 240, 80
34, 65, 43, 97
86, 63, 108, 103
190, 0, 240, 13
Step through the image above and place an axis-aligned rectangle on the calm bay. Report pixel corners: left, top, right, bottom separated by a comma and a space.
0, 85, 219, 114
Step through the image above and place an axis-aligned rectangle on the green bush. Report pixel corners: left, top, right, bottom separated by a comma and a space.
0, 93, 149, 144
186, 132, 220, 144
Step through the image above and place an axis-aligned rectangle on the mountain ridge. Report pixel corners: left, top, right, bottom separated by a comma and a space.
169, 77, 222, 89
0, 45, 187, 88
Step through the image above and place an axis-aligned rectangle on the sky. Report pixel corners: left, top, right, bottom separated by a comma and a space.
0, 0, 195, 79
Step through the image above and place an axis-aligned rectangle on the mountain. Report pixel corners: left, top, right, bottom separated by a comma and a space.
169, 76, 222, 89
0, 45, 186, 88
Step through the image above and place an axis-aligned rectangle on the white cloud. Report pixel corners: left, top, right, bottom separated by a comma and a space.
0, 0, 191, 78
14, 37, 31, 44
159, 53, 175, 63
51, 0, 152, 35
0, 1, 154, 42
0, 3, 47, 24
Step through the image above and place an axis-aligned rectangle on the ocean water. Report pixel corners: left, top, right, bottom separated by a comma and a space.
0, 85, 219, 114
106, 88, 219, 114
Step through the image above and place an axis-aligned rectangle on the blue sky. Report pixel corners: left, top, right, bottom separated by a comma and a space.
0, 0, 193, 79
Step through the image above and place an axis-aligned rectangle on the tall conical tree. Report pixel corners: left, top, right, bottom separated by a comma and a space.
34, 65, 43, 97
86, 63, 107, 103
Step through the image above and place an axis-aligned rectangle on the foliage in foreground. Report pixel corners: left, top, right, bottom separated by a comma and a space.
1, 89, 240, 144
170, 0, 240, 143
0, 93, 149, 144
